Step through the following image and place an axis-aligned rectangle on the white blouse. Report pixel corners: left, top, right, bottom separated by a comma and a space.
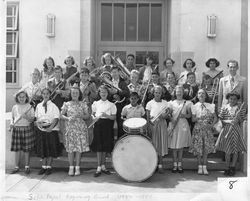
21, 81, 42, 99
92, 99, 117, 118
12, 104, 34, 127
191, 102, 215, 118
35, 100, 60, 130
146, 99, 169, 118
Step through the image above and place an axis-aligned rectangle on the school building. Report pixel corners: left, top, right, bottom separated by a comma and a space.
5, 0, 248, 112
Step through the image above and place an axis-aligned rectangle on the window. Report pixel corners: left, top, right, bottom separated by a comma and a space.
101, 3, 162, 41
6, 3, 19, 84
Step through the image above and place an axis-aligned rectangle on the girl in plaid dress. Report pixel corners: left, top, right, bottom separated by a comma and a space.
9, 90, 35, 174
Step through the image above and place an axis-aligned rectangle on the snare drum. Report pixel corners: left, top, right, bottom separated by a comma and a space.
123, 118, 147, 134
112, 135, 158, 182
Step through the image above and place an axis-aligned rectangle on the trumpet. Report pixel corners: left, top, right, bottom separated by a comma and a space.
101, 75, 122, 92
151, 106, 171, 124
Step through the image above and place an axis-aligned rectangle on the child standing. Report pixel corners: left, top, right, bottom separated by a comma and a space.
90, 85, 117, 177
9, 90, 35, 174
216, 92, 247, 176
121, 92, 145, 120
146, 86, 170, 174
61, 87, 90, 176
183, 72, 199, 103
189, 89, 217, 175
178, 58, 198, 85
35, 88, 62, 175
168, 85, 192, 173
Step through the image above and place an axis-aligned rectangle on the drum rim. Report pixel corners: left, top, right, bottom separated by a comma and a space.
112, 134, 158, 182
123, 117, 147, 129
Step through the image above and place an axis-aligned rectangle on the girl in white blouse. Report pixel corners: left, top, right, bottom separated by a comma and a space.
90, 85, 117, 177
35, 88, 62, 175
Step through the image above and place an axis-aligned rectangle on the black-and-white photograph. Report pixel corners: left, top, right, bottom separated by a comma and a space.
1, 0, 249, 200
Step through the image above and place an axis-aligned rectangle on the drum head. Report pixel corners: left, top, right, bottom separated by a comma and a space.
112, 135, 158, 182
123, 118, 147, 129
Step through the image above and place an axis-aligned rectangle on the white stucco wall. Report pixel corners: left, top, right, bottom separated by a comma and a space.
168, 0, 242, 81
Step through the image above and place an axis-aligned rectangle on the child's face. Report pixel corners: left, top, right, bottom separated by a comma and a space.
130, 73, 139, 84
42, 89, 50, 101
186, 60, 193, 71
165, 60, 173, 68
146, 58, 153, 65
127, 56, 134, 66
209, 61, 216, 70
99, 88, 108, 100
130, 96, 138, 106
17, 92, 27, 104
111, 69, 120, 80
167, 74, 175, 84
71, 88, 80, 101
228, 95, 238, 106
187, 74, 195, 84
198, 89, 206, 102
80, 72, 89, 82
86, 59, 93, 67
32, 71, 40, 82
104, 56, 111, 65
154, 88, 162, 100
152, 74, 159, 84
54, 69, 62, 79
46, 59, 54, 69
204, 78, 212, 86
176, 87, 183, 99
65, 58, 73, 66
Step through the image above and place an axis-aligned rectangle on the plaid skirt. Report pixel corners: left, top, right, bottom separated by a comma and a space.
35, 127, 62, 158
11, 126, 35, 152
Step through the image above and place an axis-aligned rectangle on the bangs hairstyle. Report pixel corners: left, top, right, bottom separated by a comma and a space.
83, 56, 96, 67
101, 53, 114, 65
69, 87, 83, 101
205, 58, 220, 68
127, 54, 135, 59
97, 85, 111, 100
43, 56, 55, 70
80, 67, 90, 74
54, 65, 63, 72
64, 55, 75, 65
226, 92, 240, 100
173, 85, 184, 99
130, 91, 139, 99
163, 58, 175, 66
227, 60, 239, 68
14, 90, 29, 103
187, 72, 196, 78
183, 58, 195, 68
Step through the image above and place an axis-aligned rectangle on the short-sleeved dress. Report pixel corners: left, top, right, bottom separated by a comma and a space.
61, 101, 90, 153
216, 104, 247, 154
90, 99, 117, 153
189, 102, 216, 155
146, 99, 169, 156
168, 100, 192, 149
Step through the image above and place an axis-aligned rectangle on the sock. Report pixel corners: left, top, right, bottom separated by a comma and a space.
158, 164, 163, 168
46, 166, 51, 169
69, 166, 74, 169
173, 162, 177, 167
15, 166, 19, 169
97, 166, 101, 172
178, 162, 182, 167
25, 166, 29, 169
75, 166, 80, 170
42, 165, 47, 169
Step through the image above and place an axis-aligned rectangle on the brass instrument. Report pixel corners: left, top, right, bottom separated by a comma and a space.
176, 74, 185, 84
211, 77, 219, 104
151, 106, 171, 124
49, 79, 66, 101
101, 74, 122, 92
111, 55, 131, 80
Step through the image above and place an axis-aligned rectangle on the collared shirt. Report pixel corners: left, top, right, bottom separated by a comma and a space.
191, 102, 215, 118
35, 100, 60, 130
12, 103, 34, 126
92, 99, 117, 118
21, 81, 42, 99
146, 99, 169, 118
121, 104, 145, 119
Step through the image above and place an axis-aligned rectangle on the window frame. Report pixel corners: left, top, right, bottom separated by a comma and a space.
6, 3, 19, 31
6, 31, 18, 58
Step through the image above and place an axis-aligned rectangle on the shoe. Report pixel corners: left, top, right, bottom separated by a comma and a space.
75, 167, 80, 176
45, 168, 52, 175
177, 166, 184, 173
224, 169, 230, 176
228, 167, 235, 176
101, 169, 111, 175
172, 166, 178, 173
94, 171, 101, 177
10, 167, 19, 174
25, 168, 30, 175
202, 165, 209, 175
198, 165, 203, 175
158, 167, 164, 174
68, 167, 74, 176
38, 168, 47, 175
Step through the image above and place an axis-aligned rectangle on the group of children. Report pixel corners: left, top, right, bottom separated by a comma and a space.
9, 54, 247, 179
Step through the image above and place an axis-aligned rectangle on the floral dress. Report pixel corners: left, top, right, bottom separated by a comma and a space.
189, 102, 216, 156
61, 101, 89, 153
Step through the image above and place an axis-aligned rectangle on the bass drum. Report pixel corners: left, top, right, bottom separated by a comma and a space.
112, 135, 158, 182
